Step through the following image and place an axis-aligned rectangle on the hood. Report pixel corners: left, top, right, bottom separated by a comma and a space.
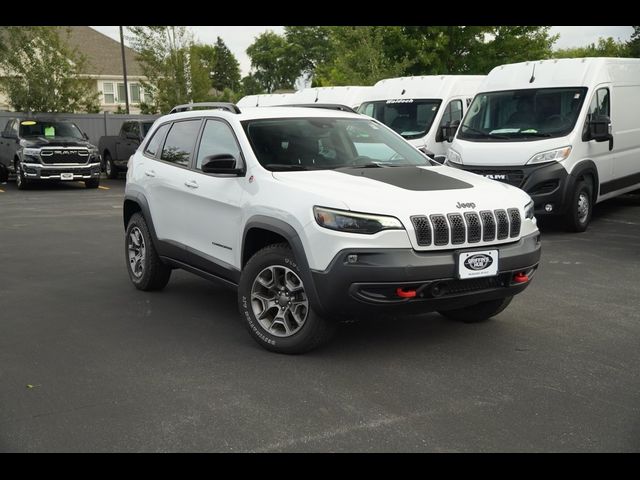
452, 136, 573, 167
22, 137, 95, 149
273, 165, 530, 216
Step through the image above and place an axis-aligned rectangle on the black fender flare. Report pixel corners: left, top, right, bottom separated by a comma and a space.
123, 190, 160, 249
567, 160, 600, 201
242, 216, 327, 316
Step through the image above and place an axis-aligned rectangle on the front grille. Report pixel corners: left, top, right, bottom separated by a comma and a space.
412, 208, 522, 247
464, 212, 481, 243
430, 215, 449, 246
468, 169, 525, 187
40, 148, 89, 165
447, 213, 465, 245
411, 216, 432, 246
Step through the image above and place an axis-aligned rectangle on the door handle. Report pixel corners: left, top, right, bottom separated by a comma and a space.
145, 170, 156, 177
184, 180, 199, 189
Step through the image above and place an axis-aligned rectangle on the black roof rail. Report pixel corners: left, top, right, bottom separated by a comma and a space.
277, 103, 357, 114
169, 102, 241, 114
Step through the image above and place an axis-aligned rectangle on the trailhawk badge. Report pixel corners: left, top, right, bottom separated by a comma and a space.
458, 250, 499, 279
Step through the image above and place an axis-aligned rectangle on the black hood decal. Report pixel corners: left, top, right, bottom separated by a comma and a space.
336, 166, 472, 191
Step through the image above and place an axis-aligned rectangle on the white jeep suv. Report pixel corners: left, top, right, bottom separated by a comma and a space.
124, 103, 541, 354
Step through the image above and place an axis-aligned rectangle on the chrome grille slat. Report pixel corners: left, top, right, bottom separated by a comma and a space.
414, 208, 521, 247
40, 148, 90, 165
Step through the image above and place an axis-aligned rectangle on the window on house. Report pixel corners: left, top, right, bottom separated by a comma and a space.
130, 84, 141, 103
117, 83, 126, 104
103, 82, 115, 104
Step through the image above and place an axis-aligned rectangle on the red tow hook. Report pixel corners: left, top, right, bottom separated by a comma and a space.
513, 272, 529, 284
396, 287, 417, 298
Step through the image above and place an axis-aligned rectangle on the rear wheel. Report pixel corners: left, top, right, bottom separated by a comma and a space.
438, 296, 513, 323
565, 179, 593, 232
238, 243, 335, 354
125, 212, 171, 291
104, 152, 118, 179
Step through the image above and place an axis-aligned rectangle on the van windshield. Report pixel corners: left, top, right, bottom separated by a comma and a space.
357, 99, 442, 139
242, 117, 433, 171
458, 87, 588, 142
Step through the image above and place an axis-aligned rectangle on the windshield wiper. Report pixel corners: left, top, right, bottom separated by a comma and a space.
264, 164, 309, 171
461, 126, 511, 139
515, 131, 553, 138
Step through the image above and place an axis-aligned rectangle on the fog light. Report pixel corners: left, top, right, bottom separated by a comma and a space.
544, 203, 553, 212
347, 254, 358, 264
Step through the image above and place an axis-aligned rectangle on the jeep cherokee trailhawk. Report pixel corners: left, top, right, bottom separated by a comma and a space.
123, 102, 541, 354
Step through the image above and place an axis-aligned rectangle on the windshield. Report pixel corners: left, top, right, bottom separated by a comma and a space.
357, 99, 442, 139
242, 117, 432, 171
458, 87, 587, 142
19, 120, 84, 139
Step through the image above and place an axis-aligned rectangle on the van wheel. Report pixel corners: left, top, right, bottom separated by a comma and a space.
238, 243, 335, 354
15, 161, 29, 190
104, 152, 118, 179
438, 296, 513, 323
565, 179, 593, 232
125, 212, 172, 291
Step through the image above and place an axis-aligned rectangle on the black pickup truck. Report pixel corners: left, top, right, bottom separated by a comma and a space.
0, 117, 101, 189
98, 120, 155, 178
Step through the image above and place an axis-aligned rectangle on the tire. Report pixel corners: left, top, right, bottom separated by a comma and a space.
238, 243, 335, 354
125, 212, 171, 291
104, 152, 118, 179
85, 178, 100, 189
14, 161, 30, 190
565, 179, 593, 232
438, 296, 513, 323
0, 164, 7, 183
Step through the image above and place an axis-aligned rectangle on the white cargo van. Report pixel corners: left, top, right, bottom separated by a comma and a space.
357, 75, 485, 158
288, 86, 373, 110
237, 93, 296, 107
447, 58, 640, 232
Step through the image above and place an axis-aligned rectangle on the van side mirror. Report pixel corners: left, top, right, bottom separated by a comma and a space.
201, 154, 243, 175
439, 120, 460, 143
433, 155, 447, 165
588, 114, 613, 151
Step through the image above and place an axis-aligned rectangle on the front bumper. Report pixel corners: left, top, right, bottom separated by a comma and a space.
449, 161, 571, 216
22, 162, 102, 180
310, 232, 541, 318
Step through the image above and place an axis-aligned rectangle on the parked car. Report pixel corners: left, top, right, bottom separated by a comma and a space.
0, 117, 101, 189
447, 57, 640, 232
98, 120, 155, 178
123, 102, 541, 354
357, 76, 485, 159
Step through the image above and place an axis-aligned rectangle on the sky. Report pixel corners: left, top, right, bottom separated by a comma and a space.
91, 26, 634, 77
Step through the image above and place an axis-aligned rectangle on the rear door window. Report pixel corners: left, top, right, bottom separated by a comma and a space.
160, 120, 202, 166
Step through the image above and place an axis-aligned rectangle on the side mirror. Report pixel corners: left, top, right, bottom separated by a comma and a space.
433, 155, 447, 165
439, 120, 460, 143
589, 114, 613, 151
126, 132, 139, 140
2, 131, 15, 139
201, 154, 243, 175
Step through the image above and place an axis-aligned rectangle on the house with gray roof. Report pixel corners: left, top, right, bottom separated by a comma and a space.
0, 26, 149, 113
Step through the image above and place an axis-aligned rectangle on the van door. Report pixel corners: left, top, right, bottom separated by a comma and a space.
582, 86, 615, 197
609, 84, 640, 194
434, 99, 464, 155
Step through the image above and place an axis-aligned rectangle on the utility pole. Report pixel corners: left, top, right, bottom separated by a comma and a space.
119, 26, 130, 115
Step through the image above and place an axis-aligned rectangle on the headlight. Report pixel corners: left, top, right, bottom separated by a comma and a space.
446, 149, 462, 165
527, 146, 571, 165
524, 200, 534, 219
313, 206, 404, 234
23, 148, 41, 157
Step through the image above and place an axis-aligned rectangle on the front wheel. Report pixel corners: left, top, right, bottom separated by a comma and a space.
15, 162, 30, 190
238, 243, 335, 354
438, 296, 513, 323
125, 212, 172, 291
565, 179, 593, 232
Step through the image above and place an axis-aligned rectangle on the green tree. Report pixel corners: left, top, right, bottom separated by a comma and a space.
284, 26, 333, 83
629, 26, 640, 57
553, 36, 630, 58
246, 31, 299, 92
240, 74, 264, 95
211, 37, 241, 92
0, 26, 99, 112
128, 26, 208, 113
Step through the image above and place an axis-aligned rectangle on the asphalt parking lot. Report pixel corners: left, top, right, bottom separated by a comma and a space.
1, 177, 639, 452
